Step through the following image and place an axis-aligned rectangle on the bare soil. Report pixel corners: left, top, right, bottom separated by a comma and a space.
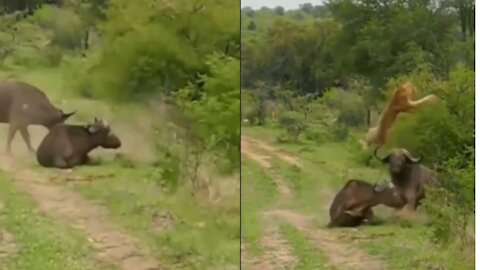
241, 136, 291, 198
265, 209, 384, 270
242, 136, 302, 169
0, 198, 17, 266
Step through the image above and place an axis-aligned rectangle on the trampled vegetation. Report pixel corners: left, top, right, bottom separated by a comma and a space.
241, 1, 474, 269
0, 0, 240, 269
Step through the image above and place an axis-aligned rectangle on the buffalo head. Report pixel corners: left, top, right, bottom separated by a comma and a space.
374, 147, 422, 174
85, 118, 121, 149
372, 180, 405, 208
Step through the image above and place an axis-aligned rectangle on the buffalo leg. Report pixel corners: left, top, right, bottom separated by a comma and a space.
344, 206, 364, 217
66, 155, 88, 168
19, 127, 34, 153
364, 208, 374, 220
6, 124, 19, 154
403, 189, 417, 212
80, 155, 90, 165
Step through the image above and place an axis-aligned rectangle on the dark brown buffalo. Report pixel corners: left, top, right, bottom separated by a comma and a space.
374, 147, 437, 211
36, 118, 121, 169
0, 80, 75, 153
327, 179, 404, 228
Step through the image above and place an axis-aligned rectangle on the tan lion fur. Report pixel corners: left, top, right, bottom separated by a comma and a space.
366, 81, 438, 147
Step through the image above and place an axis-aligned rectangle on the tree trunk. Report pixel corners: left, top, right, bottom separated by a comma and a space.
459, 6, 467, 41
468, 5, 475, 37
84, 29, 90, 50
366, 107, 371, 128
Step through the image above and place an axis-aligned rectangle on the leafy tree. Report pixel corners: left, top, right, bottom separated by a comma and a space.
175, 53, 240, 171
327, 0, 456, 84
80, 0, 239, 100
274, 6, 284, 16
247, 20, 256, 31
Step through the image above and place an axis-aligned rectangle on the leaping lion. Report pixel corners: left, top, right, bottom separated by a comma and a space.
366, 81, 438, 147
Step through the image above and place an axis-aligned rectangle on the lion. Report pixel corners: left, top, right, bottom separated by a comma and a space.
366, 81, 438, 147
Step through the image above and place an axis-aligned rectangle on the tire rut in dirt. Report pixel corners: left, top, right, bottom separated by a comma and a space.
265, 209, 384, 270
242, 136, 302, 169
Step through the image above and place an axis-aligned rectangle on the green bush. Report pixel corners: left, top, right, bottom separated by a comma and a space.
151, 142, 182, 192
79, 0, 239, 101
43, 45, 64, 66
90, 22, 202, 100
425, 153, 474, 244
304, 129, 328, 143
277, 111, 307, 142
175, 53, 240, 173
330, 122, 349, 141
241, 88, 267, 126
321, 88, 365, 127
34, 5, 84, 50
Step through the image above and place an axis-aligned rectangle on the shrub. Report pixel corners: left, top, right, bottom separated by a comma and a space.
43, 45, 64, 66
175, 53, 240, 173
321, 88, 365, 127
82, 0, 239, 101
330, 122, 349, 141
241, 88, 267, 126
277, 111, 307, 142
34, 5, 84, 50
151, 142, 182, 192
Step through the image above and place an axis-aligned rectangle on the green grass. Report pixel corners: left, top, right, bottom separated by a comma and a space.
243, 124, 475, 270
0, 174, 114, 270
241, 160, 278, 256
281, 224, 335, 270
357, 224, 474, 270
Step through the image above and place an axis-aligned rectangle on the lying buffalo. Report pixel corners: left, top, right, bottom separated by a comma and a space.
374, 147, 437, 211
36, 118, 121, 169
0, 80, 75, 153
327, 179, 404, 228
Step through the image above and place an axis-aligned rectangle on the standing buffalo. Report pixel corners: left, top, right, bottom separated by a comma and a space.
36, 118, 121, 169
0, 80, 75, 153
327, 179, 404, 228
374, 147, 437, 211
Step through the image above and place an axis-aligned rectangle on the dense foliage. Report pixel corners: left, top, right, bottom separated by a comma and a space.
241, 0, 474, 246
